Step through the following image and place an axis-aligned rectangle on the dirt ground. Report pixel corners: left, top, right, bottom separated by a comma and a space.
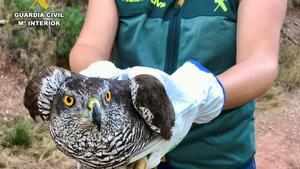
255, 89, 300, 169
0, 47, 28, 122
0, 8, 299, 169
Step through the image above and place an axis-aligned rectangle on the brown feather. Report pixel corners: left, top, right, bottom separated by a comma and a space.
24, 66, 70, 120
130, 74, 175, 139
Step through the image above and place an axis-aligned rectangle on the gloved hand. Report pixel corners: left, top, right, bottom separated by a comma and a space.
79, 60, 122, 78
80, 60, 225, 169
114, 60, 225, 168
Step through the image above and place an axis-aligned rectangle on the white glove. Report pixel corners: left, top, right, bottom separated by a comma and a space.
114, 60, 225, 168
79, 60, 225, 169
79, 60, 121, 78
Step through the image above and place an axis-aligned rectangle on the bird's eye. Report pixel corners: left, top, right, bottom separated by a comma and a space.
105, 91, 112, 103
63, 95, 75, 107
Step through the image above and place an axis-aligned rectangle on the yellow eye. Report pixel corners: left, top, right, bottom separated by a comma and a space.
63, 95, 75, 107
105, 91, 112, 103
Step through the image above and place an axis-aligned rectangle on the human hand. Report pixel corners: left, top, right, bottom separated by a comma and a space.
79, 60, 121, 78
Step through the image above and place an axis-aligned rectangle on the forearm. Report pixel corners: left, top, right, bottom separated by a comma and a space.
220, 0, 286, 109
218, 52, 278, 109
69, 0, 118, 73
69, 43, 111, 73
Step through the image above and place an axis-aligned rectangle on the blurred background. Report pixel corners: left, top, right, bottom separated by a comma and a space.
0, 0, 299, 168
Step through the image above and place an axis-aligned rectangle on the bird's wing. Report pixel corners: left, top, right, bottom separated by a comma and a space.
129, 75, 175, 139
24, 66, 71, 121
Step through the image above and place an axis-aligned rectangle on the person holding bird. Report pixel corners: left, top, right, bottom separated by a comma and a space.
69, 0, 287, 168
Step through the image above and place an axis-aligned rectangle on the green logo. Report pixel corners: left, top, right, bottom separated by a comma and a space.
30, 0, 49, 10
151, 0, 166, 8
214, 0, 228, 13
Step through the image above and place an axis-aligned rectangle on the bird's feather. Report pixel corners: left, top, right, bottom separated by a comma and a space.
24, 66, 71, 120
130, 75, 175, 139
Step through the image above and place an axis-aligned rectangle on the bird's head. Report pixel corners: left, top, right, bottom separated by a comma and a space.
24, 66, 129, 131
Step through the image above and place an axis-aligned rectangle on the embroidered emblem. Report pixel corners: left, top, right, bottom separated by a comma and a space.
213, 0, 228, 13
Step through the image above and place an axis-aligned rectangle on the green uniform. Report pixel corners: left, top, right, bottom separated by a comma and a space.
114, 0, 255, 168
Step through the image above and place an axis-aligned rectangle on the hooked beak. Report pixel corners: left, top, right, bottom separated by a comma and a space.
87, 98, 101, 130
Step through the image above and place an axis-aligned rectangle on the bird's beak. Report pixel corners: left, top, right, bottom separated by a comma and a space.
87, 98, 101, 130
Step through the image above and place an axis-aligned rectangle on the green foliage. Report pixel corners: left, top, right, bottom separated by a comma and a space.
277, 42, 300, 90
10, 0, 48, 11
0, 1, 87, 75
2, 117, 33, 148
10, 0, 33, 11
8, 29, 30, 48
57, 6, 84, 57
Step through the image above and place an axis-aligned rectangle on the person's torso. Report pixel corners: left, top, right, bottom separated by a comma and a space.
114, 0, 255, 168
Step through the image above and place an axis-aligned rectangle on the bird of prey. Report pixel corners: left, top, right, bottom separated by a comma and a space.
24, 66, 175, 169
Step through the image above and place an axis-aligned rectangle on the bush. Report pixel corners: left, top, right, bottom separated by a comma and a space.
8, 29, 30, 48
277, 42, 300, 90
2, 117, 33, 148
57, 6, 84, 57
10, 0, 32, 11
